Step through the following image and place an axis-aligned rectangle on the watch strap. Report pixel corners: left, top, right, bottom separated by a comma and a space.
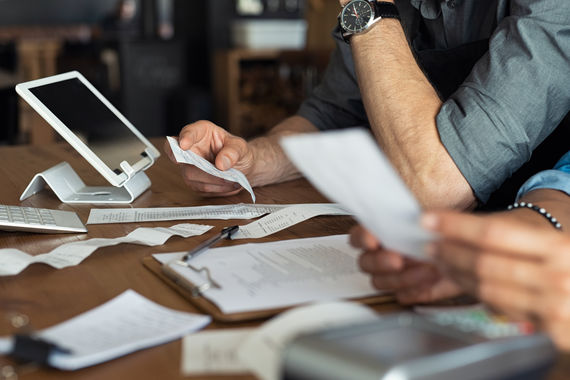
373, 2, 400, 20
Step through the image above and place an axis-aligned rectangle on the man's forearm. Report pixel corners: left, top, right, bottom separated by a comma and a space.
247, 115, 319, 187
350, 4, 475, 209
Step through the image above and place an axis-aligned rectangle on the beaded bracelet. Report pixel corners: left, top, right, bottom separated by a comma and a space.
507, 202, 562, 230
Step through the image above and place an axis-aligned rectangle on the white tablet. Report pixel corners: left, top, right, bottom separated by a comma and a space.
16, 71, 161, 187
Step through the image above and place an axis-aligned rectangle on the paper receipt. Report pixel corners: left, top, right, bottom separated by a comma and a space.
167, 136, 256, 202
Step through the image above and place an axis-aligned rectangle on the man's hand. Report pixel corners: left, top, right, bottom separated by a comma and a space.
350, 225, 463, 304
165, 116, 319, 196
164, 120, 255, 197
423, 211, 570, 350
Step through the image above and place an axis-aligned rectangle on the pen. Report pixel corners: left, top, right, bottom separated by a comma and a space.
180, 225, 239, 263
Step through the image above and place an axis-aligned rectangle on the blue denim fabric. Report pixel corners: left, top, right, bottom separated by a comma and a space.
516, 151, 570, 201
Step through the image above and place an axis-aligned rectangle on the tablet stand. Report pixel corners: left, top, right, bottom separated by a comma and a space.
20, 161, 151, 204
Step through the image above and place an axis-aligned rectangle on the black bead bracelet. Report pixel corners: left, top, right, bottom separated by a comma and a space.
507, 202, 562, 230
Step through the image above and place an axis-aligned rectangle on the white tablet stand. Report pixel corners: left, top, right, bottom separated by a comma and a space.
20, 159, 153, 204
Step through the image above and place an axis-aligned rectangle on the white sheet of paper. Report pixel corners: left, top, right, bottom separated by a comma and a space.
86, 203, 348, 225
0, 224, 213, 276
167, 136, 256, 202
0, 290, 211, 370
239, 301, 381, 380
153, 234, 380, 314
181, 328, 254, 375
232, 203, 350, 239
280, 129, 433, 259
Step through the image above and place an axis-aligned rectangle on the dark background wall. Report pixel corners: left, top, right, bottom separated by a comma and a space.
0, 0, 118, 25
0, 0, 308, 141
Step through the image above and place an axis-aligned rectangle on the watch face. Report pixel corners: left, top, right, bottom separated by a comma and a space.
340, 0, 374, 33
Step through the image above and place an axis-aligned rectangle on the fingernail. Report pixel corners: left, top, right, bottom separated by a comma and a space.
221, 156, 231, 171
421, 213, 439, 230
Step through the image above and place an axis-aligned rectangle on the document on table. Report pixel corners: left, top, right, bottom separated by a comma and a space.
86, 203, 349, 225
281, 129, 433, 259
167, 136, 256, 202
0, 290, 211, 370
0, 223, 213, 276
153, 234, 381, 314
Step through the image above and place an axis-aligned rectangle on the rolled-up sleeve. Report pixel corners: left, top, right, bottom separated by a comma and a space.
437, 0, 570, 203
516, 151, 570, 200
297, 27, 369, 131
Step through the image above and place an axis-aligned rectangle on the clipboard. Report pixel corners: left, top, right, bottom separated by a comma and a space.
142, 256, 395, 323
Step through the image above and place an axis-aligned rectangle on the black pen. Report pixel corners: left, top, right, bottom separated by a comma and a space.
180, 225, 239, 263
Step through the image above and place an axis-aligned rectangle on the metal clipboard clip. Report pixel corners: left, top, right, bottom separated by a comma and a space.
171, 260, 222, 297
161, 225, 239, 297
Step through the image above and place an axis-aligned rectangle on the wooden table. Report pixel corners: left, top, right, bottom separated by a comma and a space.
0, 139, 568, 379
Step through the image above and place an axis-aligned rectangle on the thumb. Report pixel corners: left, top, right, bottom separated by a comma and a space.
215, 136, 249, 171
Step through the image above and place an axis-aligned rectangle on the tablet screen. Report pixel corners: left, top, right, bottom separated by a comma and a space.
29, 78, 148, 174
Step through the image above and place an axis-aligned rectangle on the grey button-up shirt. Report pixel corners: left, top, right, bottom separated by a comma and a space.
297, 0, 570, 203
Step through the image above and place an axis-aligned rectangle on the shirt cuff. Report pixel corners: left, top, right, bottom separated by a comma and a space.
516, 169, 570, 201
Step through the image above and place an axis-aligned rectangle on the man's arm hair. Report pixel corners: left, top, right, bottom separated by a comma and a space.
350, 16, 476, 210
247, 115, 319, 187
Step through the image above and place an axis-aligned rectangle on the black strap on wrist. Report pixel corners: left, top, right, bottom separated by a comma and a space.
373, 1, 400, 20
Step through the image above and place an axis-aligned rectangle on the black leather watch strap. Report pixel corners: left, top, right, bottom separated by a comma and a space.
373, 1, 400, 20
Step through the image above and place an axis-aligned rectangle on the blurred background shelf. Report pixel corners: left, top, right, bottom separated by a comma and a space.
0, 0, 339, 146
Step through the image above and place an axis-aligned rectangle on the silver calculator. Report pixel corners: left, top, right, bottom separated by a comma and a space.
0, 205, 87, 233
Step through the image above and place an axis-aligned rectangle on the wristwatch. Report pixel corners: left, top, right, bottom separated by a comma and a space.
338, 0, 400, 43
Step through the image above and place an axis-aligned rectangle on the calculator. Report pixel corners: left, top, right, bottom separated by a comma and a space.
282, 312, 556, 380
0, 204, 87, 233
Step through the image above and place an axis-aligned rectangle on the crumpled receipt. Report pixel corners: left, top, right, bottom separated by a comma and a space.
167, 136, 256, 202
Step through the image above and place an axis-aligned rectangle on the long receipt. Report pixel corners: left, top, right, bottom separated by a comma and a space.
0, 290, 211, 370
87, 203, 349, 225
167, 136, 256, 202
232, 203, 350, 239
0, 223, 213, 276
281, 129, 434, 259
